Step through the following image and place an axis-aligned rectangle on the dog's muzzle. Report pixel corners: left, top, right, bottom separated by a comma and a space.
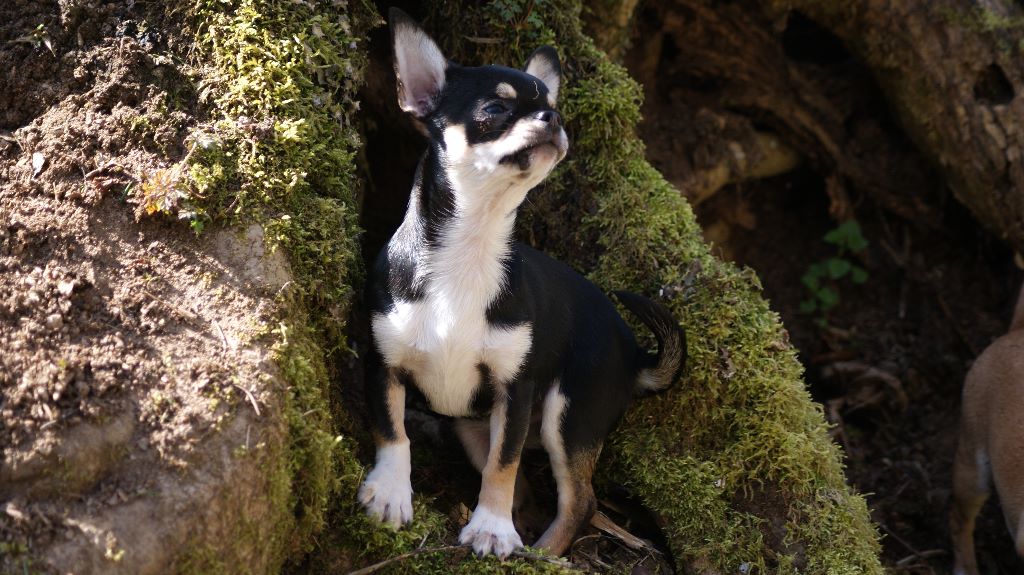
534, 109, 562, 134
499, 111, 568, 170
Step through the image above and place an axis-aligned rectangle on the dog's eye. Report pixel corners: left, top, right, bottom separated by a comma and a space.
484, 102, 509, 115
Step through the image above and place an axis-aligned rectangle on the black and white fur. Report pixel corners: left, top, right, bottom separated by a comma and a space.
359, 8, 686, 558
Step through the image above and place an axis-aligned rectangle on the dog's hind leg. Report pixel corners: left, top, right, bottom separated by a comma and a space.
534, 384, 599, 556
950, 436, 990, 575
455, 418, 490, 471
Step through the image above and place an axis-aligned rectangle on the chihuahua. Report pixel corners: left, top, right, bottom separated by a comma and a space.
358, 8, 686, 558
951, 282, 1024, 574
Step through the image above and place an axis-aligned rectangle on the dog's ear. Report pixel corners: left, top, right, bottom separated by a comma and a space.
524, 46, 561, 104
390, 7, 447, 118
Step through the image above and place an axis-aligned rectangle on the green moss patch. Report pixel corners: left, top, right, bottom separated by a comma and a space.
179, 0, 374, 567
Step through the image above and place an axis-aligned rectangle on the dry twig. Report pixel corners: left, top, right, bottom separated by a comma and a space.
231, 383, 261, 417
590, 511, 655, 553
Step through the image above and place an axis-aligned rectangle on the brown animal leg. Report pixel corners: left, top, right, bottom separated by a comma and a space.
950, 438, 989, 575
534, 445, 599, 555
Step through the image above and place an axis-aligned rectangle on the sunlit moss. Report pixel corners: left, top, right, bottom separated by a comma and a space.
181, 0, 372, 568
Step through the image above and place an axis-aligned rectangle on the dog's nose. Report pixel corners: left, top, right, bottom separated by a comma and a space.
534, 110, 561, 128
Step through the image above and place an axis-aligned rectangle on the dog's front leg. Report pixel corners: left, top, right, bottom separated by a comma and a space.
358, 366, 413, 527
459, 379, 533, 557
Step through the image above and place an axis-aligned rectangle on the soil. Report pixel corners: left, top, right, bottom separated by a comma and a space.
1, 1, 289, 573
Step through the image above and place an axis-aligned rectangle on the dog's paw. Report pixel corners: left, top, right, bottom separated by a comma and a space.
458, 506, 523, 558
358, 446, 413, 528
358, 466, 413, 527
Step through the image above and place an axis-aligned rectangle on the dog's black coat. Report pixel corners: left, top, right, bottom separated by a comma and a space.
360, 8, 685, 556
371, 237, 646, 445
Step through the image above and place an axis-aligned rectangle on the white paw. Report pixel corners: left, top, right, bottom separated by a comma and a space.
359, 442, 413, 528
459, 506, 523, 558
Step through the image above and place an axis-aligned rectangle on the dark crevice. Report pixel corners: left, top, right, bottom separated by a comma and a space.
782, 11, 851, 66
974, 63, 1015, 105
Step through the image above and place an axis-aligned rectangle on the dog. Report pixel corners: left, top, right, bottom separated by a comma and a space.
950, 281, 1024, 574
357, 8, 686, 558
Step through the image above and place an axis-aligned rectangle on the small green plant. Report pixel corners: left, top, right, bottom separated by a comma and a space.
140, 166, 187, 216
10, 24, 55, 56
800, 219, 869, 315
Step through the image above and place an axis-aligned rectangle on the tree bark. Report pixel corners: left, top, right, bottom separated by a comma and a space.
783, 0, 1024, 252
603, 0, 1024, 252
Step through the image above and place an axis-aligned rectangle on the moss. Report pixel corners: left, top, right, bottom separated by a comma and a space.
176, 0, 376, 569
424, 0, 882, 572
175, 1, 563, 571
174, 413, 290, 575
170, 0, 542, 570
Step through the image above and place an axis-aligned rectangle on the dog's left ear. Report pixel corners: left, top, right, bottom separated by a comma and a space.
524, 46, 561, 104
390, 7, 448, 118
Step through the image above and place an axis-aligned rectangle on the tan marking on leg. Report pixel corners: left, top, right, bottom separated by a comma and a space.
536, 446, 600, 555
384, 381, 408, 442
456, 417, 532, 511
479, 462, 518, 512
478, 400, 519, 513
460, 396, 526, 557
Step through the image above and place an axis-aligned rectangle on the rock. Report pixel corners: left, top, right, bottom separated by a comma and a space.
45, 313, 63, 329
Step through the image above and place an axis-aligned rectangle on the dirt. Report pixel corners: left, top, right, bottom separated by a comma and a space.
1, 1, 291, 573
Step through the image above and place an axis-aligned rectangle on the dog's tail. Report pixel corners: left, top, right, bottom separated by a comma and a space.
1011, 281, 1024, 333
613, 291, 687, 394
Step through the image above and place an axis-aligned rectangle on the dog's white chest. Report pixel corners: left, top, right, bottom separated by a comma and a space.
372, 298, 532, 417
373, 183, 534, 417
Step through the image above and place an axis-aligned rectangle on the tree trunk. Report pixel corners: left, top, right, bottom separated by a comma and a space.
788, 0, 1024, 252
596, 0, 1024, 252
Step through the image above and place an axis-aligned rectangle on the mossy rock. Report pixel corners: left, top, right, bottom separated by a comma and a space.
177, 0, 374, 569
181, 0, 881, 572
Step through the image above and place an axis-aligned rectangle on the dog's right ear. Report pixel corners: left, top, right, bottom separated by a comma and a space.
390, 8, 447, 118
